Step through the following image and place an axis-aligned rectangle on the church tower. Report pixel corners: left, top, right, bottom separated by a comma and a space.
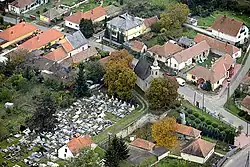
151, 56, 160, 78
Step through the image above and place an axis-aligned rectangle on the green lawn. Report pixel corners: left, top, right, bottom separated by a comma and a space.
27, 1, 54, 16
104, 112, 120, 123
61, 0, 79, 6
224, 98, 241, 116
155, 158, 207, 167
197, 10, 250, 28
198, 54, 213, 68
182, 27, 197, 39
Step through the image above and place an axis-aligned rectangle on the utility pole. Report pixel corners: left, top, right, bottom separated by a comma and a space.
227, 81, 230, 100
202, 93, 205, 111
245, 151, 249, 167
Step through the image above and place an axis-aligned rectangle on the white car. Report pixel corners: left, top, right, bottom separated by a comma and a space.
176, 77, 186, 86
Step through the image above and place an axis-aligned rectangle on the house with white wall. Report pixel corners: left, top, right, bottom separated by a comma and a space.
8, 0, 48, 15
210, 16, 249, 44
148, 41, 184, 63
186, 54, 235, 91
194, 33, 241, 59
58, 134, 97, 160
166, 41, 210, 71
64, 6, 107, 30
181, 138, 215, 164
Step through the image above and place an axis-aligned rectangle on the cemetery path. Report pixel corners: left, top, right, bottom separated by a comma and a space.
133, 91, 149, 113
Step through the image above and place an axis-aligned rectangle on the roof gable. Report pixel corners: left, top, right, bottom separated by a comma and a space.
66, 31, 88, 50
211, 16, 243, 37
176, 123, 201, 138
10, 0, 35, 8
67, 135, 93, 155
130, 138, 155, 151
43, 47, 68, 62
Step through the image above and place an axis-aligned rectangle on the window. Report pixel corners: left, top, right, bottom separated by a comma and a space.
192, 75, 195, 79
65, 148, 67, 152
155, 72, 157, 75
174, 64, 177, 67
75, 24, 79, 28
217, 81, 219, 84
64, 154, 66, 157
238, 35, 241, 38
69, 23, 72, 26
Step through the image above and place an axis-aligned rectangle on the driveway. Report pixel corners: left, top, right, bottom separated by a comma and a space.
127, 146, 153, 165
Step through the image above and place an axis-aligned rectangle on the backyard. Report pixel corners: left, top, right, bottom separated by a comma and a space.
197, 10, 250, 28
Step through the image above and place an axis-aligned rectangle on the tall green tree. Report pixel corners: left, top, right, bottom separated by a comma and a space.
84, 61, 104, 84
66, 148, 101, 167
26, 92, 58, 133
104, 136, 129, 167
74, 63, 90, 98
80, 18, 94, 38
146, 77, 179, 110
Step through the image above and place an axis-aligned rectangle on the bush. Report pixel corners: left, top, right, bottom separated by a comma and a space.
43, 8, 48, 13
200, 116, 205, 121
193, 112, 200, 118
195, 118, 201, 124
218, 125, 224, 131
212, 123, 218, 128
36, 11, 40, 15
238, 110, 247, 117
245, 114, 250, 122
189, 114, 196, 120
206, 119, 212, 125
187, 109, 193, 114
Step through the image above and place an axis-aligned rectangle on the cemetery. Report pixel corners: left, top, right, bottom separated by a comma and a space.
0, 91, 139, 166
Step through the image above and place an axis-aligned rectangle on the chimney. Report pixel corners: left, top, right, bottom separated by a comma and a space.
91, 9, 93, 14
10, 31, 14, 34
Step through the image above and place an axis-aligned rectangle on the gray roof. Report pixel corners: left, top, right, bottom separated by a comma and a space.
66, 31, 88, 49
134, 58, 151, 80
150, 147, 169, 157
178, 36, 195, 47
0, 38, 6, 43
108, 13, 144, 31
43, 7, 68, 19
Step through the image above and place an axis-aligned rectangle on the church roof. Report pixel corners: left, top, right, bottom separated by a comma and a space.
134, 58, 151, 80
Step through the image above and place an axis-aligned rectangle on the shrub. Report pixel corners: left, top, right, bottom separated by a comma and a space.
200, 116, 205, 121
43, 8, 48, 13
218, 125, 224, 131
189, 114, 196, 120
245, 114, 250, 122
206, 119, 212, 125
195, 118, 201, 124
36, 11, 40, 15
193, 112, 200, 118
212, 123, 218, 128
238, 110, 247, 117
187, 109, 193, 114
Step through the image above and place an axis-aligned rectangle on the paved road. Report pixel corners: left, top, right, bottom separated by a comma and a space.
3, 16, 19, 24
178, 48, 250, 133
88, 40, 116, 52
183, 23, 213, 37
223, 144, 250, 167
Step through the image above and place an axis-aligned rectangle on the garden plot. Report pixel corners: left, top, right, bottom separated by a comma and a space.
0, 92, 137, 166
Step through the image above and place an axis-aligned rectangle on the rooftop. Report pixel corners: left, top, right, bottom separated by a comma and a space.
211, 16, 244, 37
0, 22, 37, 42
130, 138, 155, 151
10, 0, 35, 8
108, 13, 144, 31
43, 7, 68, 20
64, 6, 106, 24
241, 95, 250, 111
134, 58, 151, 80
67, 134, 93, 155
144, 16, 158, 28
176, 123, 201, 138
181, 138, 215, 158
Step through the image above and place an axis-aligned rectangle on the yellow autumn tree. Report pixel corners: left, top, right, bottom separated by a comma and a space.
152, 117, 178, 149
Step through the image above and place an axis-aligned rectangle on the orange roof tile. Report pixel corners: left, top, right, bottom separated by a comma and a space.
130, 40, 146, 52
148, 42, 184, 58
144, 16, 158, 28
176, 123, 201, 138
194, 33, 240, 56
211, 16, 243, 37
67, 135, 93, 155
43, 47, 68, 62
181, 138, 215, 158
173, 41, 210, 63
130, 138, 155, 151
0, 22, 37, 42
65, 6, 106, 24
60, 39, 74, 52
18, 29, 64, 52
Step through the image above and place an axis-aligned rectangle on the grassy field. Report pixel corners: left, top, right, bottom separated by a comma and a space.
155, 158, 207, 167
61, 0, 79, 6
27, 1, 54, 16
182, 27, 198, 39
197, 10, 250, 28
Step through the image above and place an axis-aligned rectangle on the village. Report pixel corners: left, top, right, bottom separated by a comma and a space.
0, 0, 250, 167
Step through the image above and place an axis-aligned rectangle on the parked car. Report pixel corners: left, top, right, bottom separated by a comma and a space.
176, 77, 186, 86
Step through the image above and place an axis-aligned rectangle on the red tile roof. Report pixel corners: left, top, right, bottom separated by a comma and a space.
59, 39, 74, 52
181, 138, 215, 158
0, 22, 37, 42
144, 16, 158, 28
130, 138, 155, 151
241, 95, 250, 111
211, 16, 243, 37
67, 135, 93, 155
10, 0, 35, 8
18, 29, 64, 52
43, 47, 68, 62
65, 6, 106, 24
176, 123, 201, 138
173, 41, 210, 63
130, 40, 146, 52
148, 42, 184, 58
194, 33, 240, 56
188, 54, 234, 84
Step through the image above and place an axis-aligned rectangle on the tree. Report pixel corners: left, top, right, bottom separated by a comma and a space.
152, 117, 178, 149
104, 50, 136, 100
159, 3, 189, 38
80, 19, 94, 38
0, 16, 3, 25
146, 77, 179, 110
120, 0, 123, 5
26, 92, 58, 133
66, 148, 101, 167
84, 61, 104, 84
104, 136, 129, 167
73, 63, 90, 98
